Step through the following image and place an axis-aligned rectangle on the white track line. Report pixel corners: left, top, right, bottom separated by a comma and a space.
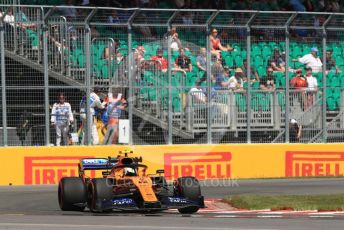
0, 223, 275, 230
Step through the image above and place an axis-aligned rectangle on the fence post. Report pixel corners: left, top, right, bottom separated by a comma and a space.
84, 10, 96, 145
205, 12, 219, 144
246, 13, 257, 143
284, 13, 297, 143
42, 7, 55, 146
0, 22, 8, 146
167, 27, 173, 145
42, 19, 50, 146
321, 15, 332, 143
127, 19, 133, 146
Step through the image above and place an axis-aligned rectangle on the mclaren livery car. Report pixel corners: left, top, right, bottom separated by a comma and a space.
58, 151, 205, 213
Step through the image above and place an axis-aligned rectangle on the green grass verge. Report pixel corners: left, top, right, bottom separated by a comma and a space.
224, 194, 344, 211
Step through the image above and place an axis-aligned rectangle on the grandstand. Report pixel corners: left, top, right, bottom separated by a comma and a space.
1, 1, 344, 146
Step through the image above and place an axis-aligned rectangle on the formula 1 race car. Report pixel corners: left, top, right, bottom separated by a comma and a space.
58, 150, 205, 213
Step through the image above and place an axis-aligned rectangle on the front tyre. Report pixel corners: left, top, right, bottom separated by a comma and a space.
176, 177, 202, 214
58, 177, 87, 211
88, 178, 113, 213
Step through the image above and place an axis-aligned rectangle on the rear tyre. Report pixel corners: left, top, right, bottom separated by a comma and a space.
176, 177, 201, 214
88, 178, 113, 212
58, 177, 87, 211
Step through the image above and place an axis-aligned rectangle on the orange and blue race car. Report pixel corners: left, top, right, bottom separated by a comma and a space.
58, 150, 205, 213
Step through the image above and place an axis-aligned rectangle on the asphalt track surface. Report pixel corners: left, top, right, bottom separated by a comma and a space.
0, 178, 344, 230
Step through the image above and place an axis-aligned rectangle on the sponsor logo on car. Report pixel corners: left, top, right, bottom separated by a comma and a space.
164, 152, 231, 179
285, 151, 344, 177
112, 198, 135, 206
24, 156, 95, 185
168, 197, 189, 204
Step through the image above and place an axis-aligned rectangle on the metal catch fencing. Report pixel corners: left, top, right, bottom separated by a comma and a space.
1, 4, 344, 146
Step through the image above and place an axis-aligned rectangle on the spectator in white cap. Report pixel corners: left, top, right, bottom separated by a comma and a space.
293, 47, 323, 73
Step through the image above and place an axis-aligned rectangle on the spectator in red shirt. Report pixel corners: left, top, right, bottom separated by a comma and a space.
290, 68, 308, 111
290, 68, 307, 89
210, 28, 234, 59
151, 48, 168, 72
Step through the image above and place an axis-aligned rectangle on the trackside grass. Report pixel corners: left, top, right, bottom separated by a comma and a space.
224, 194, 344, 211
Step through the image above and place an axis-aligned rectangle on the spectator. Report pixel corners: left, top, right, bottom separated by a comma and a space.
305, 67, 318, 91
189, 77, 207, 103
68, 28, 78, 52
108, 10, 121, 24
90, 25, 100, 38
210, 28, 234, 58
15, 7, 36, 29
290, 68, 307, 89
103, 93, 127, 145
151, 48, 168, 72
293, 47, 322, 73
215, 66, 231, 90
182, 11, 194, 25
196, 47, 207, 72
80, 88, 106, 145
51, 93, 74, 146
135, 0, 157, 8
228, 68, 244, 91
289, 0, 306, 11
80, 0, 90, 6
218, 30, 229, 45
305, 67, 318, 109
211, 56, 224, 80
241, 59, 260, 82
290, 69, 308, 111
289, 118, 302, 143
3, 7, 35, 30
326, 50, 341, 73
175, 48, 192, 72
268, 48, 286, 72
60, 0, 77, 19
134, 46, 146, 67
260, 67, 276, 92
164, 27, 183, 51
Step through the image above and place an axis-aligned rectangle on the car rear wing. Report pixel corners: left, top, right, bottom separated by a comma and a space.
79, 158, 118, 171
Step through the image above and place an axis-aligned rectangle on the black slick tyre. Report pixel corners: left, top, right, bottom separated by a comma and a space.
58, 177, 87, 211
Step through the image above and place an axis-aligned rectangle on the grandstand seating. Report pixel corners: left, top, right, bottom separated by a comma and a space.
20, 19, 343, 113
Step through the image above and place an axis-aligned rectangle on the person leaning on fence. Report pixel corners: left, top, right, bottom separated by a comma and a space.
103, 93, 127, 145
289, 119, 302, 143
51, 93, 74, 146
292, 47, 322, 73
80, 88, 106, 145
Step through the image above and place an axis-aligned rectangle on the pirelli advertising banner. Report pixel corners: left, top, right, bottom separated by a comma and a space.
0, 144, 344, 185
